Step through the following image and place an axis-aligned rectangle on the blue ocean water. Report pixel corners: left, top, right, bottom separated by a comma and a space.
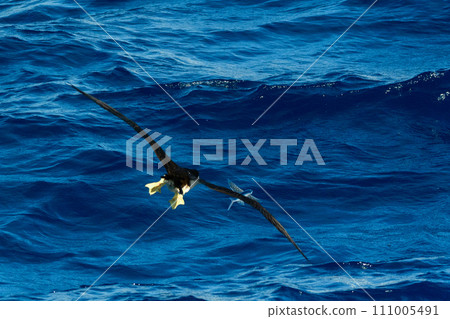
1, 0, 449, 301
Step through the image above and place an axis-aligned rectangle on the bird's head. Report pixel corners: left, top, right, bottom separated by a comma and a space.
187, 168, 199, 180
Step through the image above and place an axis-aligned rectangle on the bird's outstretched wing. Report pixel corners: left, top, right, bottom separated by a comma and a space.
199, 178, 308, 260
69, 84, 178, 174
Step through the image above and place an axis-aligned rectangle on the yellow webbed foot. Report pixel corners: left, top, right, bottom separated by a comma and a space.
145, 178, 166, 195
169, 193, 185, 210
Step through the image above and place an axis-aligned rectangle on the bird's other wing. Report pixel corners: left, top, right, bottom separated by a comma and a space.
69, 84, 178, 173
228, 179, 244, 194
199, 178, 308, 260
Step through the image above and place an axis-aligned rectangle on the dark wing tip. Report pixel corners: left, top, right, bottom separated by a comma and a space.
68, 83, 86, 95
294, 244, 309, 261
199, 178, 309, 261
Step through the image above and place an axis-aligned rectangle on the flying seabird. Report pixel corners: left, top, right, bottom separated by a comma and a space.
70, 84, 308, 260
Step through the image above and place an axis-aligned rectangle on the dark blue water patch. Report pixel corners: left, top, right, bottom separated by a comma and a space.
271, 281, 450, 301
